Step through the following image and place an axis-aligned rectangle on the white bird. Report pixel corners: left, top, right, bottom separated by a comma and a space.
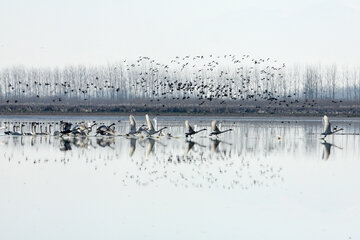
321, 115, 343, 138
129, 115, 137, 134
10, 124, 24, 136
127, 115, 146, 136
96, 123, 116, 136
185, 120, 206, 138
209, 120, 232, 137
71, 124, 82, 135
144, 114, 167, 137
37, 124, 51, 135
72, 122, 96, 136
24, 122, 36, 136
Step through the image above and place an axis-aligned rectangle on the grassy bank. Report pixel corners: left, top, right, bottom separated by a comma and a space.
0, 100, 359, 117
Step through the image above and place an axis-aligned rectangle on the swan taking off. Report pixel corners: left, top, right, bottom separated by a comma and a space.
321, 115, 343, 138
96, 123, 116, 136
209, 120, 232, 137
127, 115, 146, 136
144, 114, 167, 137
60, 122, 73, 135
185, 120, 206, 138
72, 122, 96, 136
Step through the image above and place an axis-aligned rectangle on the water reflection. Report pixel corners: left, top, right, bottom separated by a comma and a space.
1, 117, 359, 189
60, 136, 95, 151
129, 137, 136, 157
141, 138, 155, 157
96, 137, 115, 148
60, 138, 72, 151
185, 140, 206, 155
321, 140, 343, 161
210, 138, 221, 153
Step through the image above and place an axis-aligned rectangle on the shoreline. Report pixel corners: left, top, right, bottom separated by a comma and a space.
0, 103, 359, 117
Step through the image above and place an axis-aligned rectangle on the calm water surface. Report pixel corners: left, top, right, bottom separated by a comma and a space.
0, 115, 359, 240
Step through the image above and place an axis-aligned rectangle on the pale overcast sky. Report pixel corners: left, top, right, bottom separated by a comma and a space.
0, 0, 359, 68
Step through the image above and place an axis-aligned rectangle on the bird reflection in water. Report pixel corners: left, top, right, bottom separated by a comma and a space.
60, 136, 115, 151
60, 136, 93, 151
210, 139, 221, 153
210, 138, 232, 156
146, 138, 155, 158
30, 136, 36, 146
60, 138, 72, 151
96, 137, 115, 149
321, 140, 342, 160
129, 137, 136, 157
185, 140, 206, 155
73, 136, 92, 148
137, 137, 167, 158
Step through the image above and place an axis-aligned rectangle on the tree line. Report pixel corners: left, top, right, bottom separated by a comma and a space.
0, 57, 359, 104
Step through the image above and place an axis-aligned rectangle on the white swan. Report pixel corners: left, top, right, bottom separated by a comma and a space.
321, 115, 343, 139
144, 114, 167, 137
209, 120, 232, 137
185, 120, 206, 138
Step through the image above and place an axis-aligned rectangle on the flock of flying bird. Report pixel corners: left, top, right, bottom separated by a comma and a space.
2, 54, 320, 112
1, 114, 343, 140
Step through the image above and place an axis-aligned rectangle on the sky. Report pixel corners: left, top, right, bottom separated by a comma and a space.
0, 0, 359, 68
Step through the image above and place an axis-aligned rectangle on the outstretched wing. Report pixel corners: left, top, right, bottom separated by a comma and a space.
211, 120, 219, 132
72, 124, 81, 131
146, 114, 154, 131
129, 115, 136, 132
79, 123, 87, 131
97, 125, 107, 131
323, 115, 331, 134
185, 120, 194, 132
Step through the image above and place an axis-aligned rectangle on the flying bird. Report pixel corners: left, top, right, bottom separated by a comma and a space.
144, 114, 167, 137
209, 120, 233, 137
185, 120, 206, 138
321, 115, 343, 139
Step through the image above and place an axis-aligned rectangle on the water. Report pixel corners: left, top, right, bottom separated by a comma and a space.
0, 115, 359, 240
